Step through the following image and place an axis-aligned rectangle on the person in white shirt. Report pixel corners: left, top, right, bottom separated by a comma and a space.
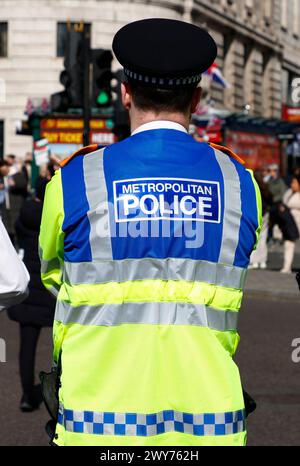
0, 160, 9, 218
281, 174, 300, 273
0, 218, 29, 310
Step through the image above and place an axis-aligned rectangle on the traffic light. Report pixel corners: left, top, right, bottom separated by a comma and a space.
92, 49, 113, 108
51, 26, 86, 112
111, 69, 130, 140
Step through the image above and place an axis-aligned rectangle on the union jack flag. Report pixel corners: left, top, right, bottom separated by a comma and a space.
204, 63, 230, 88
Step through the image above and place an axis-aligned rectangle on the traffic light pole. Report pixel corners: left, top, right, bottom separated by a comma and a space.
83, 25, 91, 147
50, 24, 130, 144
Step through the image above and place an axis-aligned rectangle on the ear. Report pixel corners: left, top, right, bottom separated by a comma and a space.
121, 82, 132, 110
191, 87, 202, 114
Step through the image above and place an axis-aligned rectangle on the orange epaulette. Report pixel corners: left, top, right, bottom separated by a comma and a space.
208, 142, 245, 166
59, 144, 99, 168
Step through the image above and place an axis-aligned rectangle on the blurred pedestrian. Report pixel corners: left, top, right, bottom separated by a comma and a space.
293, 167, 300, 178
0, 218, 29, 311
280, 174, 300, 273
22, 152, 33, 192
0, 159, 9, 218
261, 165, 271, 183
268, 164, 288, 244
4, 154, 18, 176
7, 179, 56, 412
249, 171, 273, 269
267, 164, 287, 203
2, 159, 28, 245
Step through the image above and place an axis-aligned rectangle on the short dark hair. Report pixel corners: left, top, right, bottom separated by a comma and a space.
129, 81, 196, 114
0, 159, 8, 168
292, 173, 300, 186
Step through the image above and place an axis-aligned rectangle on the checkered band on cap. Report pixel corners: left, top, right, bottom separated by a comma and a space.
124, 68, 202, 87
58, 404, 246, 437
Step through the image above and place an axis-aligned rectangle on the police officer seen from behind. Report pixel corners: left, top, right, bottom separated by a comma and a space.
40, 19, 262, 446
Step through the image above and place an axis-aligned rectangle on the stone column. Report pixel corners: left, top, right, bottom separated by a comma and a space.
183, 0, 194, 23
244, 46, 263, 115
208, 27, 225, 108
262, 54, 282, 118
223, 37, 245, 112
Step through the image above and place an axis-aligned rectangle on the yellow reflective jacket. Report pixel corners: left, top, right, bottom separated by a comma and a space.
40, 131, 261, 446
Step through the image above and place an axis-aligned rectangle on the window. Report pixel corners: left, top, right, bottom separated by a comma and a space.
221, 0, 235, 7
263, 0, 272, 26
220, 0, 237, 11
245, 0, 254, 17
244, 42, 252, 66
57, 22, 91, 57
293, 0, 299, 37
264, 0, 272, 18
0, 23, 8, 57
281, 69, 289, 105
281, 0, 288, 30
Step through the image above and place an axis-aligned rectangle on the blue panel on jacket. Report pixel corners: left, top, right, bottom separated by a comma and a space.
232, 159, 259, 268
104, 129, 225, 261
61, 155, 92, 262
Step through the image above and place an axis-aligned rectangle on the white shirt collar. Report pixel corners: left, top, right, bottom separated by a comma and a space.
131, 120, 188, 136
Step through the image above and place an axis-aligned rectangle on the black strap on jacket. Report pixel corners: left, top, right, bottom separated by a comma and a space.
39, 353, 62, 446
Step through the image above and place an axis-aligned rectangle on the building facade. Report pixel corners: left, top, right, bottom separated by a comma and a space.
0, 0, 299, 156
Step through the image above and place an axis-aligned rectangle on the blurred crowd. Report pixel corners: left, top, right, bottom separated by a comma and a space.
0, 153, 59, 247
250, 163, 300, 273
0, 153, 59, 413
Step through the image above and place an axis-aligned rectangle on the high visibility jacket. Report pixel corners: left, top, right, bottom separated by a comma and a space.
39, 123, 262, 446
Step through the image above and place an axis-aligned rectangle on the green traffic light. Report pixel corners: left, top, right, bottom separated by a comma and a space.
97, 90, 109, 105
106, 119, 114, 129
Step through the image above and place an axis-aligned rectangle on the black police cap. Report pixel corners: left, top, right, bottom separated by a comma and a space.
112, 18, 217, 88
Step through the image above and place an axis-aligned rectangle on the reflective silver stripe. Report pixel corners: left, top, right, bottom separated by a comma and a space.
39, 245, 62, 276
213, 148, 242, 265
48, 285, 59, 298
83, 147, 113, 260
55, 301, 238, 331
41, 257, 61, 274
63, 258, 246, 289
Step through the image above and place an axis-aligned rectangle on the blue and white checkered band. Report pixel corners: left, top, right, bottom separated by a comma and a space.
58, 404, 246, 437
124, 68, 202, 87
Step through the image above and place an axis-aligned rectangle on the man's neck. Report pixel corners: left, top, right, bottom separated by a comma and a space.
130, 110, 190, 134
